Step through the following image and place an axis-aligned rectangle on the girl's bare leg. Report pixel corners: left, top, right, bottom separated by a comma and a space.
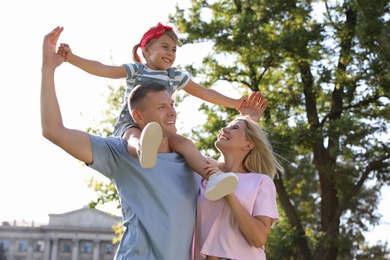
169, 134, 238, 201
123, 127, 141, 157
169, 134, 209, 179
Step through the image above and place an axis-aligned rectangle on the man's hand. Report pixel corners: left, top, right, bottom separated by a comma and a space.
42, 26, 64, 69
238, 91, 268, 122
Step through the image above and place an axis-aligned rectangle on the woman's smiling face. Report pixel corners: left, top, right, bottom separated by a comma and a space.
216, 119, 250, 151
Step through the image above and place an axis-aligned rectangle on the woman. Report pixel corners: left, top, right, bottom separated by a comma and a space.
194, 116, 284, 260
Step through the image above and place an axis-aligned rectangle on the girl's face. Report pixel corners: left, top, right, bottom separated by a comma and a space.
215, 120, 251, 152
143, 34, 177, 71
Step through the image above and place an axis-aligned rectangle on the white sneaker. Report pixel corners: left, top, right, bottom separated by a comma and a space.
139, 122, 163, 168
204, 172, 238, 201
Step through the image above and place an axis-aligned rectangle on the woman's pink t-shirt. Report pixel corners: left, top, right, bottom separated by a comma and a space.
194, 173, 279, 260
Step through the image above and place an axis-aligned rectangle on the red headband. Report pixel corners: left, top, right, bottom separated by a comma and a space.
139, 22, 173, 48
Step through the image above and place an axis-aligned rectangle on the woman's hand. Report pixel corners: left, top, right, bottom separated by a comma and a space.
203, 157, 224, 177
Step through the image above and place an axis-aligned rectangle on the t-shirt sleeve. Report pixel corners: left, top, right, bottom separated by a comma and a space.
88, 134, 126, 179
253, 175, 279, 222
175, 70, 191, 90
122, 63, 138, 78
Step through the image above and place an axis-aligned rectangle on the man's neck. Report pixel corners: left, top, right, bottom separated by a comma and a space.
157, 138, 172, 153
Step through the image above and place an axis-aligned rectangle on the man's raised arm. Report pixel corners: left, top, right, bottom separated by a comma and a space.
41, 26, 93, 164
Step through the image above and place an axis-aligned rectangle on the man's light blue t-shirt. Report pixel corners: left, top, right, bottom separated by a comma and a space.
88, 135, 201, 260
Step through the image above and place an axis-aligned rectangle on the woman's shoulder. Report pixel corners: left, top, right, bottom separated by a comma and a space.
239, 172, 274, 183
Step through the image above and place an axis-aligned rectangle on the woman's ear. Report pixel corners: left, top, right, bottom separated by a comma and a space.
242, 141, 255, 151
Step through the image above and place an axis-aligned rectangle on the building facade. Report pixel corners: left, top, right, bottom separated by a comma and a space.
0, 207, 122, 260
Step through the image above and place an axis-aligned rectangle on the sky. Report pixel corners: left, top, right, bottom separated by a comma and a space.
0, 0, 388, 246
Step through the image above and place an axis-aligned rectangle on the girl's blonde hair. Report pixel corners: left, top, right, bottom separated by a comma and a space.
238, 116, 284, 179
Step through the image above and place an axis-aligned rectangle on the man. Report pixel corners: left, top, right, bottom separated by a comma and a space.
41, 26, 200, 259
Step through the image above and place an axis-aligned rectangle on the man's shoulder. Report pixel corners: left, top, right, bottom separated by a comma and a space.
89, 134, 127, 149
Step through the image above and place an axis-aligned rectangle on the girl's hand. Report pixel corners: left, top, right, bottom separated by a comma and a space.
57, 43, 72, 62
238, 91, 268, 122
235, 96, 248, 110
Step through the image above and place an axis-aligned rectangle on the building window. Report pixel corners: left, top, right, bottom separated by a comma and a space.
82, 242, 92, 254
18, 240, 28, 252
105, 243, 113, 254
34, 240, 45, 252
0, 240, 8, 252
61, 240, 72, 253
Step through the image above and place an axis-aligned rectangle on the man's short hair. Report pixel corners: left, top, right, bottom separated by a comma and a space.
129, 82, 168, 111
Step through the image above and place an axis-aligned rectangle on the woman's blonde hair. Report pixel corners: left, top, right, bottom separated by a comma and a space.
238, 116, 284, 179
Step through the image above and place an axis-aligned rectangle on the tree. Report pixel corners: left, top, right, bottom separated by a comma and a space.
86, 0, 389, 258
167, 0, 389, 259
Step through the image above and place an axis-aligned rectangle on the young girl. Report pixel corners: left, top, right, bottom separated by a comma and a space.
173, 116, 283, 259
57, 23, 267, 201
